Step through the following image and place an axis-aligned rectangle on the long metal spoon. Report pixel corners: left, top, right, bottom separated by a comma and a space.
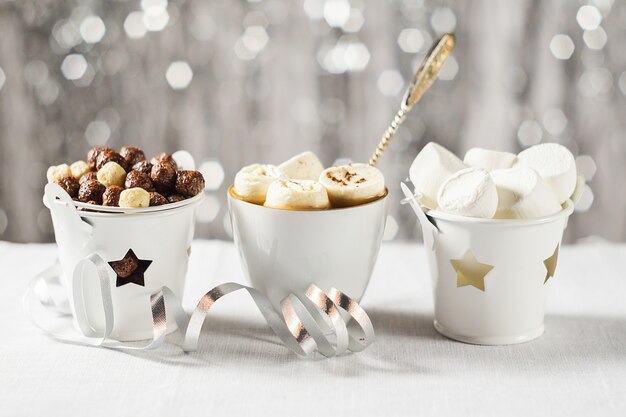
368, 33, 456, 166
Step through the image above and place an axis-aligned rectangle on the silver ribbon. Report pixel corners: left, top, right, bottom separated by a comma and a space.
23, 255, 375, 357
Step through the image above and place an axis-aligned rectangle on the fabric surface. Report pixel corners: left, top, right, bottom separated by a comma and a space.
1, 240, 625, 416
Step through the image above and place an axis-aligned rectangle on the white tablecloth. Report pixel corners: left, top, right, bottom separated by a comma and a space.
1, 240, 625, 416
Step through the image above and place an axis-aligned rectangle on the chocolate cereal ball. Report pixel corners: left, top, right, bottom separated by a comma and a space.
102, 185, 124, 207
79, 171, 98, 185
149, 191, 168, 206
54, 175, 80, 198
120, 146, 146, 167
132, 160, 153, 175
175, 170, 205, 197
109, 254, 138, 278
167, 194, 185, 203
78, 180, 106, 204
96, 150, 128, 171
125, 170, 154, 191
87, 147, 112, 171
150, 153, 178, 171
150, 161, 176, 193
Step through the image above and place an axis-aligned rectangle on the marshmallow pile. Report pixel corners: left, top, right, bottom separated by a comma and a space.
409, 142, 584, 219
233, 151, 386, 210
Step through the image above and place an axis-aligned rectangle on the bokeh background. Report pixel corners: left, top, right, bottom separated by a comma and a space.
0, 0, 623, 243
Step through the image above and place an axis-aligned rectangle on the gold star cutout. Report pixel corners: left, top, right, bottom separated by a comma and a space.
543, 245, 559, 284
450, 250, 494, 292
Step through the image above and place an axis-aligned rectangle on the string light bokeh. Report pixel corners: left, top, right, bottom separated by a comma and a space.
0, 0, 623, 243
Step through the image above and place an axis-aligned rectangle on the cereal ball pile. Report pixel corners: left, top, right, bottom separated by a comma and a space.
47, 146, 205, 209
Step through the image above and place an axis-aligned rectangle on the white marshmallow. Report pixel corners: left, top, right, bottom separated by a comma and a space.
463, 148, 517, 171
319, 163, 385, 207
233, 164, 285, 204
264, 179, 330, 210
278, 151, 324, 181
409, 142, 466, 209
516, 143, 576, 204
437, 167, 498, 218
491, 166, 562, 219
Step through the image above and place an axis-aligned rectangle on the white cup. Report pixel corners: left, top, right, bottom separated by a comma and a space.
228, 187, 388, 310
44, 184, 203, 341
407, 185, 574, 345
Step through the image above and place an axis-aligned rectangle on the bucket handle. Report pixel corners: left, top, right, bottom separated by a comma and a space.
43, 183, 93, 243
400, 182, 439, 250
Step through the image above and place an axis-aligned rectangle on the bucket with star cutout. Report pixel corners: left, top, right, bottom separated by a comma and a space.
402, 184, 574, 345
43, 152, 203, 341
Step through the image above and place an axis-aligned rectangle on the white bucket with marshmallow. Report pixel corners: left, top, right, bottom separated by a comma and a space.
43, 152, 203, 341
402, 183, 574, 345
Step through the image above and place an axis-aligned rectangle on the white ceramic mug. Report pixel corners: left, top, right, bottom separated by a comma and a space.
228, 187, 388, 310
406, 183, 574, 345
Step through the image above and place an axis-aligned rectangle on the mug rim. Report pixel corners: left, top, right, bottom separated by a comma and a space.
426, 199, 574, 226
227, 185, 388, 212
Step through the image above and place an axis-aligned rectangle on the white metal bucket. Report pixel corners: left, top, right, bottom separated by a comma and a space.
402, 183, 574, 345
228, 187, 388, 311
44, 181, 203, 341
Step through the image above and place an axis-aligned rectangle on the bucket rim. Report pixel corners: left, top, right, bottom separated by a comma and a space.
227, 185, 388, 213
426, 199, 574, 226
45, 190, 205, 217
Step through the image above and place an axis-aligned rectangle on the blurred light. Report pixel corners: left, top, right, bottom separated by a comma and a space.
578, 67, 613, 99
124, 11, 147, 39
591, 0, 614, 16
324, 0, 351, 28
377, 70, 404, 96
583, 27, 607, 50
319, 39, 369, 73
143, 8, 170, 32
234, 38, 257, 61
332, 157, 353, 166
60, 54, 87, 80
80, 15, 106, 43
575, 185, 594, 212
85, 120, 111, 146
290, 97, 317, 125
550, 34, 575, 60
53, 20, 81, 49
97, 108, 121, 131
619, 71, 626, 96
343, 9, 364, 33
430, 7, 456, 33
517, 120, 543, 146
383, 215, 399, 241
0, 208, 7, 235
196, 195, 220, 223
576, 155, 597, 181
303, 0, 324, 20
576, 5, 602, 30
242, 26, 269, 52
23, 60, 49, 86
542, 108, 568, 136
397, 28, 424, 53
166, 61, 193, 90
438, 54, 458, 81
199, 160, 225, 191
141, 0, 167, 12
36, 80, 60, 105
319, 98, 345, 124
0, 67, 5, 91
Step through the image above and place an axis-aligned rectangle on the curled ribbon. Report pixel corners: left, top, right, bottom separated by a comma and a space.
23, 255, 375, 357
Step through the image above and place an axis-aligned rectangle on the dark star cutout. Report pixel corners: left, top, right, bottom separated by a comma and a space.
108, 249, 152, 288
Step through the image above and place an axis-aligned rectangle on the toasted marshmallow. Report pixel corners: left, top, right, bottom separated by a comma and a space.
491, 166, 562, 219
279, 151, 324, 181
234, 164, 285, 204
516, 143, 576, 204
409, 142, 466, 209
463, 148, 517, 171
319, 163, 385, 207
437, 167, 498, 218
264, 179, 330, 210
